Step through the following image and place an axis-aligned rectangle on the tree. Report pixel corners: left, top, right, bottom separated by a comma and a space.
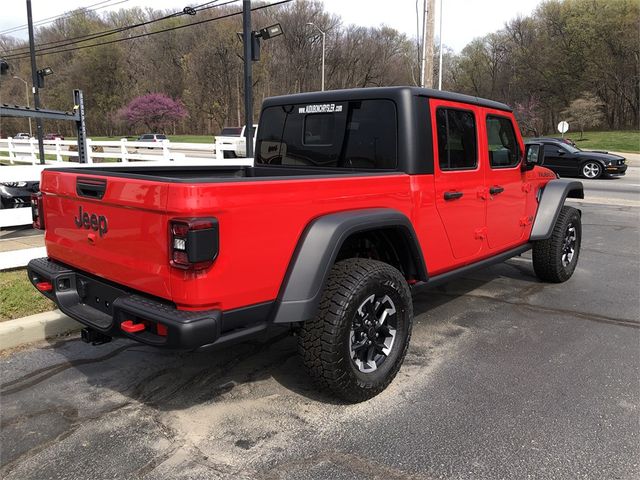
117, 93, 187, 132
561, 93, 605, 139
514, 97, 545, 137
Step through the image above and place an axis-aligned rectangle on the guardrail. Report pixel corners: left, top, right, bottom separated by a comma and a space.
0, 137, 253, 229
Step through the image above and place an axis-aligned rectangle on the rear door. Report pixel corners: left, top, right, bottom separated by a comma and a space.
40, 170, 173, 300
431, 99, 486, 260
483, 111, 528, 250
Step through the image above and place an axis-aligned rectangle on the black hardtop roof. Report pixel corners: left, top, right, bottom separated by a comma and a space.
262, 86, 512, 113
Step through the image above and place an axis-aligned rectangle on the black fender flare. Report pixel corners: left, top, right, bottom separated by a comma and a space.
271, 208, 427, 324
530, 179, 584, 241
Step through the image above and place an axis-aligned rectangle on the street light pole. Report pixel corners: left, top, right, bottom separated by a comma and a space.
13, 75, 32, 136
242, 0, 253, 158
306, 23, 325, 91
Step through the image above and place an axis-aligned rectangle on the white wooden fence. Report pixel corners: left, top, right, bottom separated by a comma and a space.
0, 137, 253, 228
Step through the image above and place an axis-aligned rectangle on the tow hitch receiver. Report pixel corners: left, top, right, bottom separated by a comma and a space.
81, 328, 112, 345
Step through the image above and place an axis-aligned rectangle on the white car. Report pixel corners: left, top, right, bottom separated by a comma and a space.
215, 124, 257, 158
13, 133, 31, 140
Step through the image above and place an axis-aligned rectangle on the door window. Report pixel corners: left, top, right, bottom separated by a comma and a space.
435, 108, 478, 170
486, 116, 520, 168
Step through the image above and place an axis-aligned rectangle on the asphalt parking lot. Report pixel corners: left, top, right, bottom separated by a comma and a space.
1, 170, 639, 479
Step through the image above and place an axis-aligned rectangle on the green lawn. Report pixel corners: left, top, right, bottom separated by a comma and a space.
0, 269, 55, 321
550, 130, 639, 153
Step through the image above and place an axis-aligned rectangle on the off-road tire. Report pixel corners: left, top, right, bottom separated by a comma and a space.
532, 205, 582, 283
298, 258, 413, 403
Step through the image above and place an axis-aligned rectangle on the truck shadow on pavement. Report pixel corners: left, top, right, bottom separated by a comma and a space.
3, 260, 541, 414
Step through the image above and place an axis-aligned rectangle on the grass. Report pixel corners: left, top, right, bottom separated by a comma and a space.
0, 269, 55, 321
544, 130, 639, 153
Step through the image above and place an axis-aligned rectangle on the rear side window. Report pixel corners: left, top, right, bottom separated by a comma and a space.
486, 115, 520, 168
256, 99, 397, 170
436, 108, 477, 170
156, 134, 167, 140
141, 135, 152, 140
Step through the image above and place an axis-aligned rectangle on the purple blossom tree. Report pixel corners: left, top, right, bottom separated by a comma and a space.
117, 93, 188, 132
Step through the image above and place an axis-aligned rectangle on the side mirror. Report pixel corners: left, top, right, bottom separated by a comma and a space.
523, 143, 545, 171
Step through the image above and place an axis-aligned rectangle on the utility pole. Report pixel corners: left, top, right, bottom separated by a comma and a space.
437, 0, 444, 90
420, 0, 436, 89
27, 0, 45, 165
242, 0, 254, 158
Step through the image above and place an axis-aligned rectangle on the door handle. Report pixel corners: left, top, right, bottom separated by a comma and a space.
444, 191, 463, 201
489, 186, 505, 195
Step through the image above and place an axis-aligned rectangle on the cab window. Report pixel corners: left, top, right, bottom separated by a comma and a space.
256, 99, 398, 170
486, 115, 520, 168
436, 108, 477, 170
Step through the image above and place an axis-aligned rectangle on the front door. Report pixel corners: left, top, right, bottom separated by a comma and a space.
543, 142, 572, 175
483, 112, 528, 250
431, 100, 486, 260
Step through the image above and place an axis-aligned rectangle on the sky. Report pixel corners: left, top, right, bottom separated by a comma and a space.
0, 0, 542, 53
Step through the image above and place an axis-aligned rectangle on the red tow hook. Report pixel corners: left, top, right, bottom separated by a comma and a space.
120, 320, 145, 333
35, 281, 53, 292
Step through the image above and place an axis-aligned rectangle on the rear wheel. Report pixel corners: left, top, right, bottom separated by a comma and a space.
298, 258, 413, 403
581, 161, 602, 179
532, 205, 582, 283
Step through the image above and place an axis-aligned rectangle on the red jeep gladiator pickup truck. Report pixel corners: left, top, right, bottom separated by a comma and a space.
28, 87, 584, 402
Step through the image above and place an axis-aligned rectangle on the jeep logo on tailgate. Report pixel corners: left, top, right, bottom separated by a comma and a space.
74, 206, 108, 237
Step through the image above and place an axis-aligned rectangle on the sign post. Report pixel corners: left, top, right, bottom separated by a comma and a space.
557, 121, 569, 138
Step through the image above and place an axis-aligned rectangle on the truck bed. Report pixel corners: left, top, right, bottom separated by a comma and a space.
46, 165, 395, 183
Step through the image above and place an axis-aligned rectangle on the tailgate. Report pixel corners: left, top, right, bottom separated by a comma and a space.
40, 170, 173, 300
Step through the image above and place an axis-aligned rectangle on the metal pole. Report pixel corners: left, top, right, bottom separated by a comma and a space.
419, 0, 427, 87
242, 0, 254, 159
321, 30, 325, 91
437, 0, 443, 90
306, 23, 326, 91
13, 76, 32, 136
26, 0, 45, 165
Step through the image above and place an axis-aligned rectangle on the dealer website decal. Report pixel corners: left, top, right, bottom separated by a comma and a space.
298, 103, 343, 114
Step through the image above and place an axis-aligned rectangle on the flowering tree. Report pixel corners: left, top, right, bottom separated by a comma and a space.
117, 93, 187, 132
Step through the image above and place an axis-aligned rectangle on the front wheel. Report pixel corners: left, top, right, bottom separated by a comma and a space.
581, 161, 602, 179
298, 258, 413, 403
532, 205, 582, 283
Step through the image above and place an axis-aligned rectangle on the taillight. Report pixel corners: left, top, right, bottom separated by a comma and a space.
31, 192, 45, 230
169, 217, 219, 270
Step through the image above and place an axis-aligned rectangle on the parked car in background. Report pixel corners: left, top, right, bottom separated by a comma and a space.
137, 133, 168, 142
13, 133, 31, 140
44, 133, 64, 140
215, 124, 257, 158
0, 181, 39, 209
529, 138, 627, 179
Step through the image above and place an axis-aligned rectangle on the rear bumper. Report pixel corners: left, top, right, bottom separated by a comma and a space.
27, 257, 222, 349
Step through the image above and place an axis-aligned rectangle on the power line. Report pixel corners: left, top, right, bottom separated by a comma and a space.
5, 1, 292, 60
3, 0, 229, 57
0, 0, 128, 36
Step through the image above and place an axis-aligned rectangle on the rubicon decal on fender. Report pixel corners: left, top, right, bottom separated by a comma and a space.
74, 206, 108, 237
